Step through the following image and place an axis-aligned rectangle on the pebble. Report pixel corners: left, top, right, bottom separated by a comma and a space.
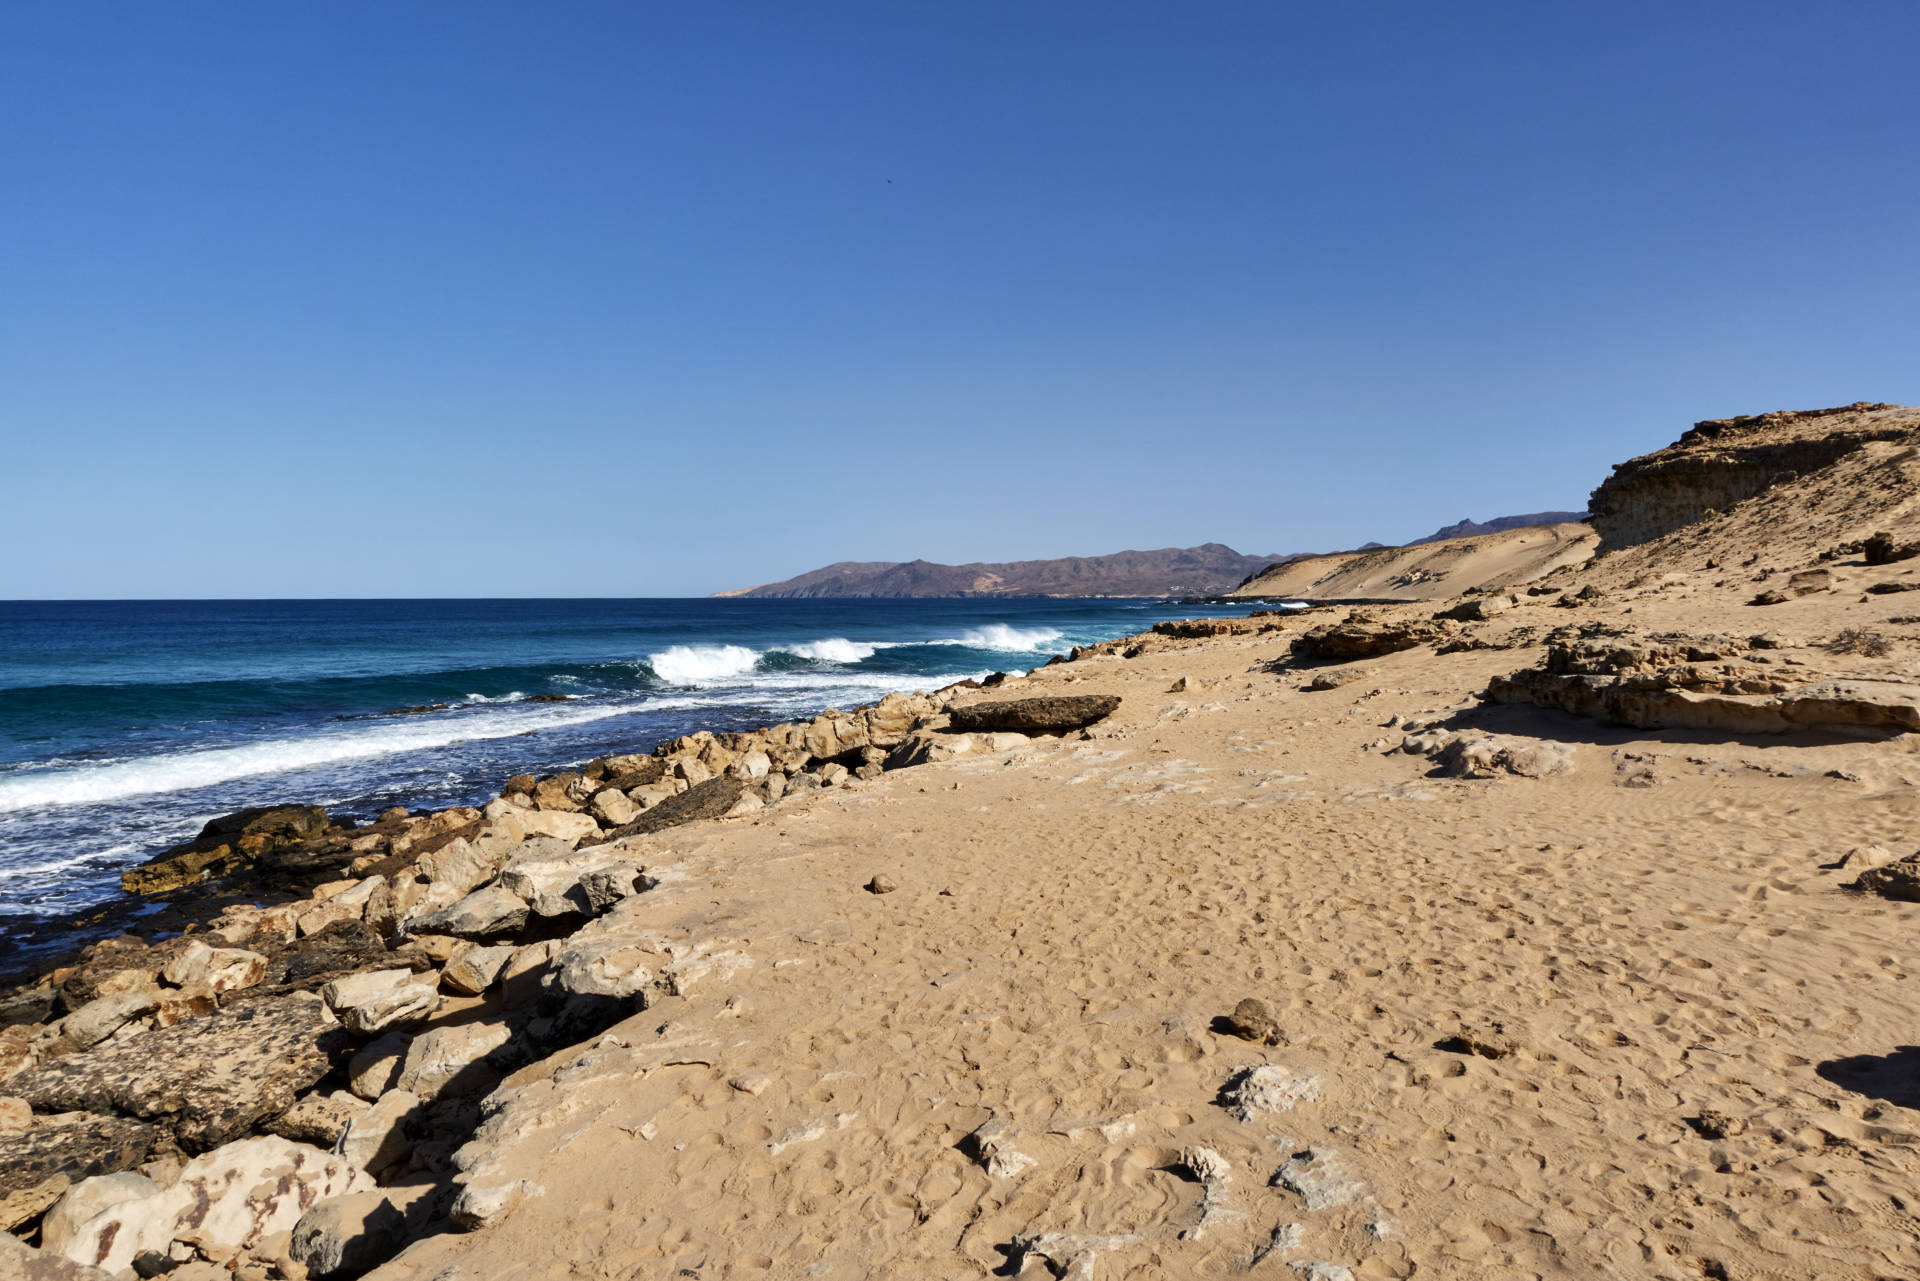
865, 875, 897, 895
1223, 997, 1282, 1045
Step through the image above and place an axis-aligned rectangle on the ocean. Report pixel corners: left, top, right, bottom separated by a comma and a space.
0, 597, 1270, 922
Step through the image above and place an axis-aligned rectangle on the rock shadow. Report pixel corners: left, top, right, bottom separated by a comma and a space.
1816, 1046, 1920, 1110
1428, 699, 1893, 750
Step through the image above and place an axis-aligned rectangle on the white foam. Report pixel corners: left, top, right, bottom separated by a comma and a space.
782, 638, 878, 664
648, 644, 762, 685
0, 702, 637, 813
954, 624, 1066, 652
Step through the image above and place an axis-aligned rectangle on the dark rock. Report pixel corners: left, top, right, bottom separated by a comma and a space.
0, 1113, 157, 1198
9, 993, 342, 1151
290, 1192, 410, 1279
1864, 581, 1920, 595
526, 693, 570, 703
1865, 532, 1920, 566
604, 776, 746, 840
946, 695, 1121, 734
120, 805, 331, 895
1290, 617, 1450, 663
1687, 1109, 1747, 1140
1222, 998, 1281, 1046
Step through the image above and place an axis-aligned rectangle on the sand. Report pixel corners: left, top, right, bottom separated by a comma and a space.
361, 567, 1920, 1280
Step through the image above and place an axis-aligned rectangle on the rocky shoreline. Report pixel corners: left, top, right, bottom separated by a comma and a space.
0, 676, 1130, 1278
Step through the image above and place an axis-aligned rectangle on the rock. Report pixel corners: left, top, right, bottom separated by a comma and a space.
296, 876, 385, 938
266, 1094, 368, 1148
9, 994, 340, 1151
394, 1022, 513, 1099
512, 809, 600, 845
501, 774, 536, 798
883, 730, 974, 770
1432, 735, 1574, 780
962, 1116, 1035, 1179
1849, 854, 1920, 901
159, 942, 267, 995
417, 837, 501, 899
946, 695, 1121, 734
1439, 594, 1519, 622
321, 970, 437, 1037
730, 751, 772, 781
815, 763, 849, 788
1689, 1109, 1748, 1140
335, 1089, 419, 1172
1222, 998, 1281, 1045
589, 788, 639, 827
1290, 616, 1450, 662
0, 1234, 119, 1280
345, 1033, 411, 1102
45, 1136, 371, 1276
441, 945, 516, 996
62, 989, 160, 1051
120, 806, 330, 895
0, 1113, 157, 1229
1220, 1063, 1320, 1121
448, 1177, 542, 1231
41, 1173, 160, 1256
0, 1096, 29, 1132
604, 776, 746, 840
408, 884, 531, 941
529, 773, 584, 812
1438, 1026, 1515, 1059
865, 875, 897, 895
497, 839, 648, 918
289, 1191, 409, 1279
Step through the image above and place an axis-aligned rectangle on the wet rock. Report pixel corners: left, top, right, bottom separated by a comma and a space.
10, 995, 340, 1151
120, 806, 331, 895
1849, 853, 1920, 901
947, 695, 1121, 734
289, 1191, 409, 1279
276, 922, 399, 990
1222, 997, 1281, 1045
604, 775, 746, 840
321, 969, 437, 1037
44, 1136, 372, 1275
408, 885, 531, 942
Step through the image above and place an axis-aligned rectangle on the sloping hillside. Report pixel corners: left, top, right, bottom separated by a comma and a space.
1229, 521, 1597, 600
714, 544, 1283, 598
1411, 511, 1588, 544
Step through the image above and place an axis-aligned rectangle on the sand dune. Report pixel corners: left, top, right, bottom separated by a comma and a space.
1230, 521, 1597, 601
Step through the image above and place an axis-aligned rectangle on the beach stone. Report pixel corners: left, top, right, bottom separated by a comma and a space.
1223, 997, 1282, 1045
336, 1089, 419, 1172
408, 884, 531, 941
816, 763, 849, 788
865, 875, 897, 895
394, 1022, 513, 1099
159, 941, 267, 995
589, 788, 639, 827
46, 1136, 372, 1276
0, 1233, 119, 1280
441, 944, 516, 996
267, 1093, 368, 1148
512, 809, 600, 844
9, 994, 340, 1152
346, 1032, 411, 1102
61, 989, 159, 1051
290, 1191, 409, 1279
321, 969, 436, 1036
40, 1172, 160, 1256
947, 695, 1121, 734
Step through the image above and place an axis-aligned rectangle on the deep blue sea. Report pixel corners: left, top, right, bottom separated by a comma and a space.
0, 597, 1268, 919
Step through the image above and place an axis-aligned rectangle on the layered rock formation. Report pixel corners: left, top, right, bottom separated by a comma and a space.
1588, 402, 1919, 550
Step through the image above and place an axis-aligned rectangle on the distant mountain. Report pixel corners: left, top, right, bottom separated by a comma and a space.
1409, 512, 1588, 545
713, 544, 1285, 599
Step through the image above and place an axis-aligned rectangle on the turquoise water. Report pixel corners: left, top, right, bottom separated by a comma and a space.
0, 597, 1267, 920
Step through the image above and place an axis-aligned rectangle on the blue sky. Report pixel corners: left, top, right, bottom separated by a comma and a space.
3, 2, 1915, 598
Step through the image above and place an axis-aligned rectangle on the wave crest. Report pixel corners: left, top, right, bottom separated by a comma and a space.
781, 638, 877, 664
647, 644, 761, 685
953, 624, 1066, 652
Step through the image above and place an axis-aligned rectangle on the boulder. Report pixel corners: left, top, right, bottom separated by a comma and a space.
441, 944, 516, 996
0, 1233, 119, 1280
321, 969, 437, 1037
9, 995, 340, 1151
1290, 617, 1451, 662
335, 1089, 419, 1172
947, 695, 1121, 734
297, 875, 386, 938
267, 1093, 368, 1148
119, 806, 331, 895
394, 1021, 513, 1099
45, 1136, 371, 1276
1850, 854, 1920, 901
289, 1191, 409, 1279
408, 884, 531, 942
513, 809, 600, 845
530, 773, 583, 812
40, 1172, 160, 1256
589, 787, 639, 827
604, 776, 745, 840
346, 1032, 411, 1102
496, 838, 646, 918
159, 942, 267, 995
61, 989, 160, 1051
417, 837, 501, 898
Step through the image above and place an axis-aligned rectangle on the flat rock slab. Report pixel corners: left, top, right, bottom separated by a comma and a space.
10, 994, 341, 1151
947, 695, 1121, 734
0, 1112, 157, 1196
605, 776, 744, 839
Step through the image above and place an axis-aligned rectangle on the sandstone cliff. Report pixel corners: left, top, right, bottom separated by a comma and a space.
1588, 402, 1919, 550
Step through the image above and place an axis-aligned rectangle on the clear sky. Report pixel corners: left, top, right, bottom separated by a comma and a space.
3, 2, 1915, 598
